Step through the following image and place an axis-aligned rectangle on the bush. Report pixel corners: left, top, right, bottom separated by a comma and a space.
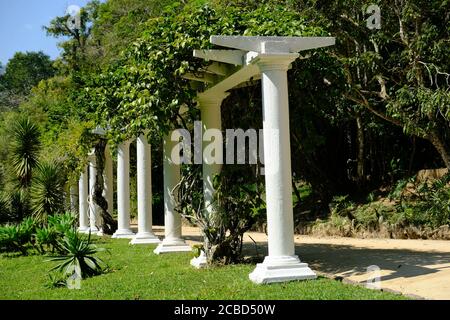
0, 213, 77, 255
48, 231, 105, 279
0, 217, 36, 253
30, 161, 66, 223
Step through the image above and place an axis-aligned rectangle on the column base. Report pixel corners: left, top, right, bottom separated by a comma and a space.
154, 238, 192, 254
249, 255, 317, 284
130, 232, 161, 245
190, 251, 208, 269
78, 227, 90, 234
112, 229, 135, 239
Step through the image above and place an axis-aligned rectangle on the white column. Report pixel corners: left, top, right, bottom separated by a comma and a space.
103, 144, 114, 216
112, 141, 135, 238
154, 134, 191, 254
249, 55, 316, 284
131, 134, 160, 244
78, 165, 89, 233
191, 93, 228, 268
88, 154, 100, 233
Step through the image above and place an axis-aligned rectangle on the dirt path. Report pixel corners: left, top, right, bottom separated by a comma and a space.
149, 225, 450, 300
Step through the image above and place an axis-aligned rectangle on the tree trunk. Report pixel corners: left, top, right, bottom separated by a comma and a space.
93, 139, 117, 234
427, 131, 450, 170
356, 115, 365, 185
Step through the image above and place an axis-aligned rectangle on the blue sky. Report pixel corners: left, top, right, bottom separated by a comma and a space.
0, 0, 94, 66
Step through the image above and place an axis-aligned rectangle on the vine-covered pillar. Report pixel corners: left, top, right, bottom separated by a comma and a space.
88, 151, 100, 234
190, 93, 229, 268
154, 134, 191, 254
103, 144, 114, 217
112, 140, 135, 238
78, 165, 89, 233
249, 54, 316, 284
131, 134, 160, 244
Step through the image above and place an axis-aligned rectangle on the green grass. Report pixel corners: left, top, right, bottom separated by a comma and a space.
0, 237, 406, 300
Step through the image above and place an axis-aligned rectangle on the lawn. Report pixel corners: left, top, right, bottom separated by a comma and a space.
0, 237, 406, 300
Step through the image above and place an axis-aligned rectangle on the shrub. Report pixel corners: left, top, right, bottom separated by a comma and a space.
48, 231, 105, 279
0, 218, 36, 253
30, 161, 66, 222
35, 227, 59, 254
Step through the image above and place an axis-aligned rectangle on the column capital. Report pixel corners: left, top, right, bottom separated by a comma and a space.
197, 92, 230, 109
254, 53, 299, 72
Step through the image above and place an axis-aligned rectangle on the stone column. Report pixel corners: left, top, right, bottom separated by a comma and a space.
131, 134, 160, 244
154, 134, 191, 254
249, 54, 316, 284
112, 140, 135, 238
78, 165, 89, 233
191, 93, 228, 268
103, 144, 114, 216
88, 154, 100, 233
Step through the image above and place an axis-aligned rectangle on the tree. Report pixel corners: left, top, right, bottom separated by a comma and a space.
45, 1, 100, 72
295, 0, 450, 169
30, 161, 66, 222
1, 52, 55, 95
10, 118, 41, 189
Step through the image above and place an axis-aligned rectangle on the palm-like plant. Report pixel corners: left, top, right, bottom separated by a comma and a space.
48, 231, 105, 279
30, 161, 65, 222
10, 118, 41, 189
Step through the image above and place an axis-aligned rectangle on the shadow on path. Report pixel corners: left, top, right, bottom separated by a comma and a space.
242, 241, 450, 284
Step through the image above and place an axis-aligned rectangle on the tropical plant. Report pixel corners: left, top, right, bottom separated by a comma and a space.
10, 118, 41, 189
30, 161, 66, 222
48, 231, 105, 279
0, 217, 36, 253
35, 227, 59, 254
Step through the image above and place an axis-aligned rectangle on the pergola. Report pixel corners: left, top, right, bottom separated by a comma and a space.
74, 36, 335, 284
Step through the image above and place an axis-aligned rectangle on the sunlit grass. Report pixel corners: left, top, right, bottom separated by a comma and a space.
0, 237, 406, 300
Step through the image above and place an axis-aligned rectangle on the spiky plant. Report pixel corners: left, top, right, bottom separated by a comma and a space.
10, 118, 41, 189
48, 231, 105, 279
30, 161, 65, 222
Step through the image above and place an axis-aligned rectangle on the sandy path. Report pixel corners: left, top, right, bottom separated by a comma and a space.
147, 225, 450, 300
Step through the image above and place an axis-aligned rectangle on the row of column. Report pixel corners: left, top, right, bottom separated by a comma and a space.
76, 55, 315, 284
77, 135, 190, 251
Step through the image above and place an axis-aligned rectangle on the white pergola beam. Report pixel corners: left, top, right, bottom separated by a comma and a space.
210, 36, 335, 53
203, 62, 234, 76
193, 49, 246, 66
183, 72, 219, 84
201, 63, 259, 97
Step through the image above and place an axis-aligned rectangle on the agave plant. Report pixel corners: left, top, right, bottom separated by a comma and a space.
10, 118, 41, 189
35, 227, 59, 254
0, 218, 36, 254
48, 231, 105, 279
48, 212, 76, 234
30, 161, 65, 222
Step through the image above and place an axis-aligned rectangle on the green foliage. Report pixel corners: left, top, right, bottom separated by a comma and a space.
0, 51, 55, 95
30, 162, 66, 222
88, 3, 325, 144
48, 231, 105, 279
0, 218, 37, 253
36, 213, 77, 253
35, 227, 59, 254
10, 118, 41, 189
